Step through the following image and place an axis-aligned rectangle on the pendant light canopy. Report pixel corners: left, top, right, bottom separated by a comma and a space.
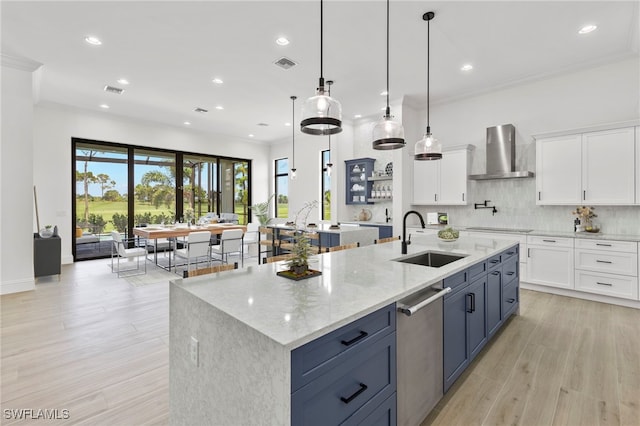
414, 11, 442, 161
301, 0, 342, 136
372, 0, 405, 150
290, 95, 298, 180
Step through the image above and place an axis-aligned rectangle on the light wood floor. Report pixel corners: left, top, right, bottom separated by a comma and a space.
2, 260, 639, 425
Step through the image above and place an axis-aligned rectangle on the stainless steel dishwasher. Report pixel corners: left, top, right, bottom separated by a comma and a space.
396, 283, 451, 426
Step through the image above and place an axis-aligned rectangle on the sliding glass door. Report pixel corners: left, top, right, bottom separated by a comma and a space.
72, 138, 251, 261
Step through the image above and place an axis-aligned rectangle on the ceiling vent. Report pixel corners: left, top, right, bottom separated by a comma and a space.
103, 85, 124, 95
194, 107, 208, 113
257, 123, 269, 127
274, 57, 297, 70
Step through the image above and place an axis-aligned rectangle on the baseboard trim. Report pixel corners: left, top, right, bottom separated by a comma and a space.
62, 255, 74, 265
521, 281, 640, 309
1, 277, 36, 295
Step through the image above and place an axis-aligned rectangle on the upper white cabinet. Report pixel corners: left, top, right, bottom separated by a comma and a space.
637, 127, 639, 204
413, 147, 471, 205
536, 126, 636, 205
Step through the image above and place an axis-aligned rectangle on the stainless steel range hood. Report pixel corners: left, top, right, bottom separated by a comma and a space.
469, 124, 534, 180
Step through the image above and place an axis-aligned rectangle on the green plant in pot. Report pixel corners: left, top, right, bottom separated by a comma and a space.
249, 194, 275, 226
284, 200, 319, 277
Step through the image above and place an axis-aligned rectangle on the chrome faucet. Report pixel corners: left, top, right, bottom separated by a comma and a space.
402, 210, 426, 254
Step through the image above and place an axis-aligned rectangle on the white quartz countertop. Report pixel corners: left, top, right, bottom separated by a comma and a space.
171, 236, 518, 350
269, 223, 365, 234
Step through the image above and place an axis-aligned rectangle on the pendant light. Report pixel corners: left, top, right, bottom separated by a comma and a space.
290, 95, 297, 180
300, 0, 342, 135
325, 80, 334, 176
372, 0, 405, 150
414, 11, 442, 161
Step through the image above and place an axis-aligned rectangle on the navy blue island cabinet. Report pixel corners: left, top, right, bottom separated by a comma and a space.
291, 304, 397, 426
443, 245, 519, 393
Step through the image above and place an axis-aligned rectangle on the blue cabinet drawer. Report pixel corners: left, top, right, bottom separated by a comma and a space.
468, 261, 487, 282
502, 246, 518, 262
502, 257, 518, 286
291, 332, 397, 426
487, 254, 502, 270
443, 270, 468, 297
292, 304, 396, 392
502, 281, 519, 318
343, 392, 397, 426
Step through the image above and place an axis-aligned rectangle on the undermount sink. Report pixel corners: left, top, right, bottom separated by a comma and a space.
394, 251, 467, 268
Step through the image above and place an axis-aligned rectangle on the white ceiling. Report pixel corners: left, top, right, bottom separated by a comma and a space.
2, 1, 638, 143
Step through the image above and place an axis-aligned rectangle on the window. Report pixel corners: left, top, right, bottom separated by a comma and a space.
321, 150, 331, 220
275, 158, 288, 218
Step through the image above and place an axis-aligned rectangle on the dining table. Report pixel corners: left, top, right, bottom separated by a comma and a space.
133, 223, 247, 271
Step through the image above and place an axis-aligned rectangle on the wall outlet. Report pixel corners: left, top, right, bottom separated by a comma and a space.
190, 336, 199, 367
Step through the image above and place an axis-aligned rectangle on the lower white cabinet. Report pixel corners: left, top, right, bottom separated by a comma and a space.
574, 238, 639, 300
526, 236, 574, 289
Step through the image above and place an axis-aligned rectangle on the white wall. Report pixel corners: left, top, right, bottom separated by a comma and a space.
1, 59, 38, 294
33, 103, 270, 264
408, 57, 640, 233
269, 123, 353, 224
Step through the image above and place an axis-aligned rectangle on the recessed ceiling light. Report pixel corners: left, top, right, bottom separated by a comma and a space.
117, 78, 130, 85
285, 122, 291, 126
381, 107, 386, 111
354, 114, 362, 119
579, 24, 597, 34
380, 91, 388, 96
99, 104, 110, 109
85, 36, 102, 45
461, 64, 473, 71
215, 106, 224, 110
184, 121, 191, 125
248, 134, 254, 138
276, 37, 290, 46
212, 78, 223, 85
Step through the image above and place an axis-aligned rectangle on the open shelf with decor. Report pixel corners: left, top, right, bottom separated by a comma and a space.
345, 158, 375, 205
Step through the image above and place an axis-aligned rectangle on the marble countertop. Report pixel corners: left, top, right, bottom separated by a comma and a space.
340, 221, 393, 226
406, 224, 640, 242
171, 236, 518, 350
269, 223, 365, 234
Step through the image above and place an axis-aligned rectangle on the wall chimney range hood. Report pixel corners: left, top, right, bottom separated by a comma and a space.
469, 124, 534, 180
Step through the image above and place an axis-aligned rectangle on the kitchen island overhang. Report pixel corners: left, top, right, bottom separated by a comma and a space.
169, 236, 519, 425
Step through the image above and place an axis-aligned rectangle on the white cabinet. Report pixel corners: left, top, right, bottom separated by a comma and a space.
582, 127, 635, 204
413, 147, 471, 206
637, 127, 640, 204
526, 236, 574, 289
536, 127, 636, 205
536, 134, 581, 204
574, 238, 638, 300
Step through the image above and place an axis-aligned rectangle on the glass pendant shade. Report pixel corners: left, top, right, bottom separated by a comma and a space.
372, 111, 405, 150
301, 86, 342, 135
414, 127, 442, 160
290, 168, 297, 180
326, 162, 333, 176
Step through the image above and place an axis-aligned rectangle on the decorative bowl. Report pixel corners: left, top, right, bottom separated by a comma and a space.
438, 236, 458, 242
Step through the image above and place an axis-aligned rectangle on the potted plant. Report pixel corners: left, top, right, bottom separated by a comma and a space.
249, 194, 275, 226
572, 206, 598, 232
278, 200, 320, 280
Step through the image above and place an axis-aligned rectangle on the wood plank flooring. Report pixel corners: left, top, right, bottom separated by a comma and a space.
2, 259, 639, 425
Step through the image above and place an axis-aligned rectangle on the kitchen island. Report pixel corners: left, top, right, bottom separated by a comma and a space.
169, 236, 519, 425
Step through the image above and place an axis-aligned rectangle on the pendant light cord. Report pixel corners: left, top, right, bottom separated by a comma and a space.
291, 96, 296, 168
320, 0, 324, 85
426, 16, 430, 131
385, 0, 390, 116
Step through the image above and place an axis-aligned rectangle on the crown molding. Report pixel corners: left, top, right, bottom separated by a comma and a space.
1, 53, 42, 72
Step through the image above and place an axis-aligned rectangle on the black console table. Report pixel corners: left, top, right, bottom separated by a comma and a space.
33, 233, 61, 279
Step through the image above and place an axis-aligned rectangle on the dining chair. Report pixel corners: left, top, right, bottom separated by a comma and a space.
110, 231, 148, 277
174, 230, 212, 273
259, 226, 280, 262
375, 236, 400, 244
326, 242, 360, 252
211, 229, 244, 266
243, 222, 261, 262
182, 262, 238, 278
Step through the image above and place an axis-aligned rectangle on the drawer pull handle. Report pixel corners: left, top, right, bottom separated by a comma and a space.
596, 260, 613, 264
467, 293, 476, 313
506, 251, 515, 255
490, 259, 500, 264
507, 298, 516, 303
543, 239, 556, 243
340, 383, 368, 404
491, 271, 500, 276
596, 243, 612, 247
505, 271, 515, 276
596, 282, 613, 287
341, 330, 368, 346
